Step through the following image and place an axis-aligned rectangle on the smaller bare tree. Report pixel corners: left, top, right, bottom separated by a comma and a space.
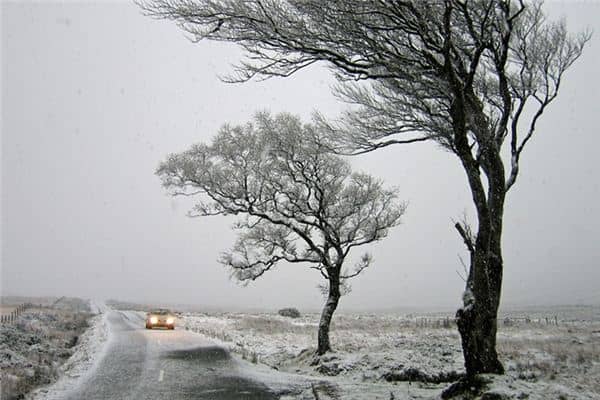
157, 112, 406, 355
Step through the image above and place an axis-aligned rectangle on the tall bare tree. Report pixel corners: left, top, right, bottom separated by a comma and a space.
157, 113, 405, 355
140, 0, 589, 375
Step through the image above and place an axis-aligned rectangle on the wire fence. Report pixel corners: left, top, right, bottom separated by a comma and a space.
411, 315, 562, 328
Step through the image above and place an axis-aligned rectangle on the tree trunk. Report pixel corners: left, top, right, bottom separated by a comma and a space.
449, 92, 507, 376
317, 273, 341, 355
456, 173, 506, 376
456, 250, 504, 376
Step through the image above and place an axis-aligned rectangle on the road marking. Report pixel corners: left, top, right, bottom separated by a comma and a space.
158, 370, 164, 382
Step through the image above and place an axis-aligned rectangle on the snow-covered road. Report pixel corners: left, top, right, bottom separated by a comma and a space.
42, 310, 302, 400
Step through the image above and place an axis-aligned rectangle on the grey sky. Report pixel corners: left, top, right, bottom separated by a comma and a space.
2, 1, 599, 312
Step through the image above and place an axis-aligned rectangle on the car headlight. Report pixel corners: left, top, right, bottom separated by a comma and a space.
150, 317, 158, 324
166, 318, 174, 324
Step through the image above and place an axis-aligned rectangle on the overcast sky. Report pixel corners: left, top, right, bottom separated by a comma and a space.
2, 1, 599, 312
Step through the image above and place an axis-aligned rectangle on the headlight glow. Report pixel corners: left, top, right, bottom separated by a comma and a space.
166, 318, 174, 324
150, 317, 158, 324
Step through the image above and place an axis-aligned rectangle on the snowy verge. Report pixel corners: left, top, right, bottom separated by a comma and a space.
180, 312, 462, 399
28, 301, 110, 400
181, 311, 600, 400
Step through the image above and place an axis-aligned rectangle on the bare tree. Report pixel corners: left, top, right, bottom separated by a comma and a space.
140, 0, 589, 376
156, 112, 405, 355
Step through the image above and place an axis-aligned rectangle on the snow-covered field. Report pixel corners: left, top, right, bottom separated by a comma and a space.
3, 299, 598, 399
0, 298, 108, 400
29, 301, 109, 400
180, 308, 600, 399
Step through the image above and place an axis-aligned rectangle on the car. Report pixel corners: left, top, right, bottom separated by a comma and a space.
145, 309, 176, 330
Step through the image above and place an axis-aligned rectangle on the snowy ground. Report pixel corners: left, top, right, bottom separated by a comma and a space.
180, 308, 600, 399
3, 300, 598, 399
29, 301, 109, 400
0, 298, 109, 400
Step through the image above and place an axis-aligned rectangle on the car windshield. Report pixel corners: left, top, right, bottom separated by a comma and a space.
150, 310, 169, 315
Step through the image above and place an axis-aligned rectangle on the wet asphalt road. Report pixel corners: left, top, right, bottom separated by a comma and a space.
60, 310, 284, 400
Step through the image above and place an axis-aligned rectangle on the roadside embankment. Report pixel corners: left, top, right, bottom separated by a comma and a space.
0, 297, 103, 400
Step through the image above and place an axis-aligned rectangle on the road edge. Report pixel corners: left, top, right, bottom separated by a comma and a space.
28, 301, 111, 400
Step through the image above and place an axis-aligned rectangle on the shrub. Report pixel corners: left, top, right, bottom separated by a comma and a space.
278, 308, 301, 319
